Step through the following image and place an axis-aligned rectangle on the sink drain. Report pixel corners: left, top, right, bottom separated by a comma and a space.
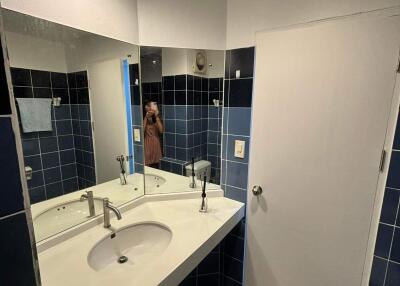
118, 256, 128, 264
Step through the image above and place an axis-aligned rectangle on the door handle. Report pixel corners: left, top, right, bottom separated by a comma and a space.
252, 185, 263, 196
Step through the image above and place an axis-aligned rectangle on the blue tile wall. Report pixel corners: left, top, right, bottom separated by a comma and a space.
12, 68, 95, 203
130, 64, 144, 173
0, 35, 39, 285
160, 74, 222, 182
370, 113, 400, 285
179, 47, 254, 286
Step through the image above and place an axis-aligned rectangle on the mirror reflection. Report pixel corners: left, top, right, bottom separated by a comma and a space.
140, 47, 224, 194
3, 9, 144, 241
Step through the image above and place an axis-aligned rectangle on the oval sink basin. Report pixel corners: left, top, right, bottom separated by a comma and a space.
145, 174, 166, 190
33, 198, 103, 241
88, 222, 172, 271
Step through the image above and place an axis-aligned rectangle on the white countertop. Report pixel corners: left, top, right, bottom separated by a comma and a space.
38, 196, 244, 286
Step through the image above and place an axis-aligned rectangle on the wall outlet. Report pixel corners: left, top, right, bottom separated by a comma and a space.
234, 140, 245, 158
134, 128, 141, 142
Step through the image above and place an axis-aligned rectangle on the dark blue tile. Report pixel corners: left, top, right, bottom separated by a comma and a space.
39, 136, 58, 153
165, 146, 175, 158
75, 71, 88, 88
198, 252, 219, 274
160, 160, 171, 172
77, 88, 89, 104
394, 116, 400, 150
33, 87, 52, 98
176, 134, 187, 148
134, 145, 143, 164
223, 255, 243, 283
194, 91, 201, 105
130, 85, 141, 105
229, 47, 255, 79
369, 256, 387, 286
228, 79, 253, 107
209, 78, 220, 92
227, 107, 251, 136
135, 163, 144, 174
176, 148, 187, 161
29, 186, 46, 204
163, 76, 174, 90
42, 152, 60, 169
164, 91, 175, 105
225, 50, 231, 79
61, 164, 77, 179
24, 155, 42, 171
224, 235, 244, 261
197, 274, 220, 285
175, 91, 187, 105
175, 75, 186, 90
132, 105, 142, 126
179, 276, 196, 286
375, 223, 394, 258
230, 219, 246, 239
387, 151, 400, 189
386, 261, 400, 286
165, 133, 175, 146
56, 120, 73, 135
70, 105, 79, 120
0, 118, 24, 216
202, 78, 209, 92
380, 188, 399, 224
82, 151, 94, 166
28, 171, 44, 189
0, 213, 37, 286
60, 149, 75, 165
81, 137, 93, 152
46, 181, 63, 198
13, 86, 33, 99
391, 228, 400, 263
58, 135, 74, 150
226, 161, 248, 190
44, 167, 61, 184
51, 72, 67, 88
163, 105, 175, 120
67, 73, 76, 89
63, 178, 78, 194
55, 105, 71, 120
80, 121, 91, 136
22, 139, 40, 156
69, 88, 78, 104
10, 67, 31, 86
222, 275, 241, 286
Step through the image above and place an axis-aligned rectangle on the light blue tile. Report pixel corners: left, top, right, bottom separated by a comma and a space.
227, 107, 251, 136
226, 161, 248, 190
175, 106, 187, 120
163, 105, 175, 120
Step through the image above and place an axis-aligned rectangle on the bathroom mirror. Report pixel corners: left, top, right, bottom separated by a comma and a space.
140, 46, 224, 194
2, 9, 144, 241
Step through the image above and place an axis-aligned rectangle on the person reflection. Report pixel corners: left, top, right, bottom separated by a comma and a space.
144, 101, 163, 168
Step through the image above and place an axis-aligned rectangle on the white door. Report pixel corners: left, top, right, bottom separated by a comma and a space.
245, 15, 400, 286
88, 59, 128, 183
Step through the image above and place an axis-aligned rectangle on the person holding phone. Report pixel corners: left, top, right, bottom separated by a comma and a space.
144, 101, 163, 168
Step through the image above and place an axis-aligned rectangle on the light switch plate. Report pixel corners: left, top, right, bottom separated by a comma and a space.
134, 128, 141, 142
235, 70, 241, 79
234, 140, 245, 158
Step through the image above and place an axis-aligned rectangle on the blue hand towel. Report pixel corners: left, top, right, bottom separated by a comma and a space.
16, 98, 53, 133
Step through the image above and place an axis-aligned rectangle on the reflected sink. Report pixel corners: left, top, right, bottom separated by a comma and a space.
33, 198, 104, 241
88, 222, 172, 271
145, 174, 166, 190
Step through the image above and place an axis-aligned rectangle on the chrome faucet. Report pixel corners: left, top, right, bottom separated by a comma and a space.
103, 198, 122, 228
80, 190, 95, 217
199, 175, 208, 213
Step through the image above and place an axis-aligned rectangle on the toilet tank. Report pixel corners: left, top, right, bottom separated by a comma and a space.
185, 160, 211, 182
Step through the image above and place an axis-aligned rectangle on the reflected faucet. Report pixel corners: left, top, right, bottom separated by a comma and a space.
103, 198, 122, 228
116, 155, 127, 185
80, 190, 95, 217
189, 157, 196, 189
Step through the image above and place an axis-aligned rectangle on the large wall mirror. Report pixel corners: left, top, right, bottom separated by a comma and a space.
2, 9, 144, 241
140, 47, 224, 194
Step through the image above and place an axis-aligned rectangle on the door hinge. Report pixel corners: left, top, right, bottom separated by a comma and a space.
379, 149, 387, 172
